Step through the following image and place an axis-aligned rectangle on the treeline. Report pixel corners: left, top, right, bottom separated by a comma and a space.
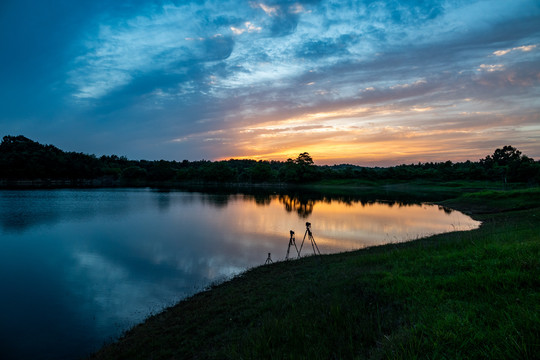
1, 135, 539, 186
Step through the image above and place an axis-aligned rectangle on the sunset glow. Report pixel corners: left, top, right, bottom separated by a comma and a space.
1, 0, 539, 165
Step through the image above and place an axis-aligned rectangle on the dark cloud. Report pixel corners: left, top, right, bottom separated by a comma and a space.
387, 0, 445, 24
212, 15, 245, 28
203, 36, 235, 60
297, 35, 354, 58
269, 13, 299, 36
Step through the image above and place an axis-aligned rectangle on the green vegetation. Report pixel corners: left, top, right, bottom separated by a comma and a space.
1, 135, 539, 187
90, 188, 540, 359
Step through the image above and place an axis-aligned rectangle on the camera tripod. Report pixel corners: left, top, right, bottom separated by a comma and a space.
286, 230, 300, 260
298, 222, 321, 257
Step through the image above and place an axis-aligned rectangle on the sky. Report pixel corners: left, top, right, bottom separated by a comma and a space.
1, 0, 539, 166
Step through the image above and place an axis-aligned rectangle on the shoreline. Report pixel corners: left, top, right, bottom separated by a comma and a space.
88, 186, 540, 359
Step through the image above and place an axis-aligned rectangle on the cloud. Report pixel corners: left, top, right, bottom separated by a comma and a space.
230, 21, 262, 35
3, 0, 539, 165
296, 35, 354, 59
256, 3, 280, 17
478, 64, 505, 72
493, 44, 537, 56
68, 2, 240, 99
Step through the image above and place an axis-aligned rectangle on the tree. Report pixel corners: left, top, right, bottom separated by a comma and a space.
250, 161, 275, 183
492, 146, 523, 165
279, 152, 318, 183
481, 146, 536, 184
198, 161, 235, 182
122, 166, 147, 181
295, 152, 314, 167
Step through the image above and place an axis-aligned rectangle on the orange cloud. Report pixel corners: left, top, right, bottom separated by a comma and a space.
214, 107, 539, 165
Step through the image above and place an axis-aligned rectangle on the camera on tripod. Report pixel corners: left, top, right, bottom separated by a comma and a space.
285, 222, 320, 260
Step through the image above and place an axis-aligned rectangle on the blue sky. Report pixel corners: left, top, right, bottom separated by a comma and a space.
1, 0, 539, 165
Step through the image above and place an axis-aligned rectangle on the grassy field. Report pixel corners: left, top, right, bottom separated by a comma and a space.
90, 187, 540, 359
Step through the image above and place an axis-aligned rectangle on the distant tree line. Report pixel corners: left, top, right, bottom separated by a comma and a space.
0, 135, 539, 186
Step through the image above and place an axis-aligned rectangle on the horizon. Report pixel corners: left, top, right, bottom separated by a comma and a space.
1, 1, 539, 166
3, 134, 532, 168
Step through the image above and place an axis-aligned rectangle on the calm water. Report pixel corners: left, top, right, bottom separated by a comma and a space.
0, 188, 480, 359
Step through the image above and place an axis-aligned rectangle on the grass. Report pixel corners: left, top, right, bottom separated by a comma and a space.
90, 187, 540, 359
444, 187, 540, 214
304, 179, 521, 203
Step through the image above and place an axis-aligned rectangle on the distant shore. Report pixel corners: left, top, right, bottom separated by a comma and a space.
88, 186, 540, 359
0, 177, 517, 195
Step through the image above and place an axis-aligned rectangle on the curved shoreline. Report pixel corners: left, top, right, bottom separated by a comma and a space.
89, 188, 540, 359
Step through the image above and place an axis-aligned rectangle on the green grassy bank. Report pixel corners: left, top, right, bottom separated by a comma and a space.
90, 188, 540, 359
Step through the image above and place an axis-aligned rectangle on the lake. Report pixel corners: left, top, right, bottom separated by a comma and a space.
0, 188, 480, 359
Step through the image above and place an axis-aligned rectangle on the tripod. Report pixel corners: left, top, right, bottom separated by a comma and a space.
298, 222, 321, 257
286, 230, 300, 260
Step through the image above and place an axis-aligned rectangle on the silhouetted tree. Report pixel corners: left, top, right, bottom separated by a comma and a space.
250, 161, 276, 183
295, 152, 319, 182
122, 166, 147, 181
2, 136, 538, 186
481, 145, 537, 184
295, 152, 314, 167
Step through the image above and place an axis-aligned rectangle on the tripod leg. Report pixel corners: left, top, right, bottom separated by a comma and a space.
286, 238, 295, 260
310, 235, 321, 255
298, 229, 308, 258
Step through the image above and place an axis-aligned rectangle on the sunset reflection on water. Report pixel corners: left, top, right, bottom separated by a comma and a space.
204, 194, 480, 257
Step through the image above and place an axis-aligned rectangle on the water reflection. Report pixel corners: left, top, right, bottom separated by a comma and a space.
0, 189, 480, 360
0, 189, 139, 232
279, 195, 316, 218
